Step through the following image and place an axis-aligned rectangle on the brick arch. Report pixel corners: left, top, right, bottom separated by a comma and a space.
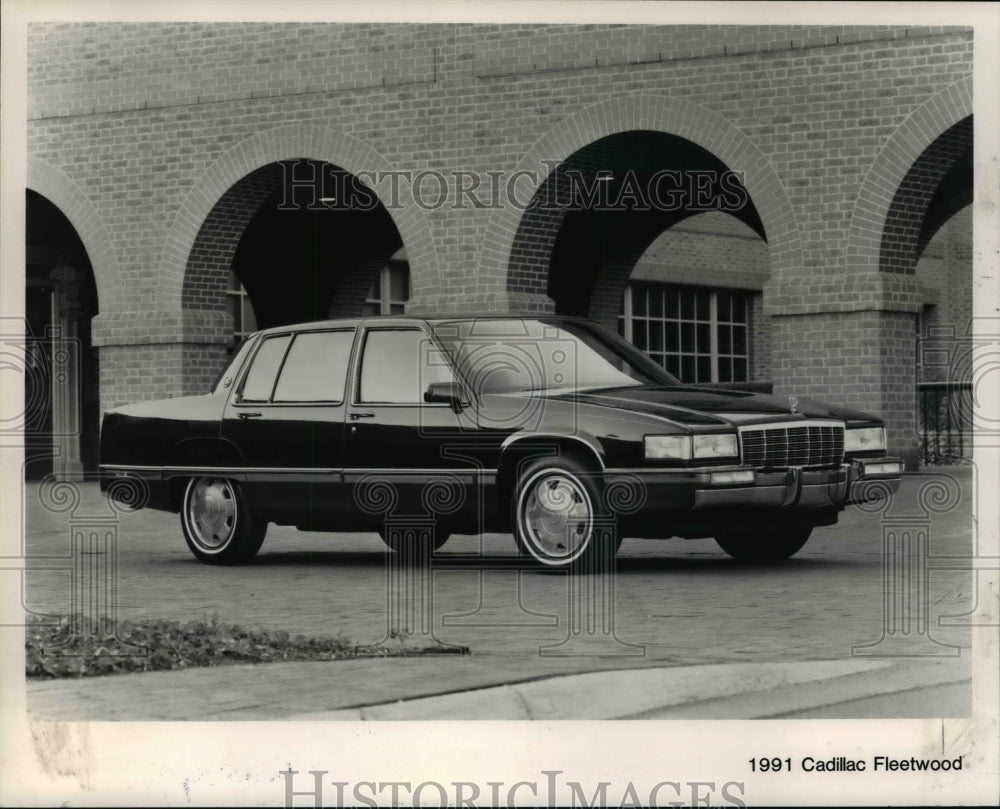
27, 157, 122, 312
846, 76, 973, 276
880, 116, 972, 274
478, 95, 801, 309
157, 124, 438, 311
182, 161, 284, 314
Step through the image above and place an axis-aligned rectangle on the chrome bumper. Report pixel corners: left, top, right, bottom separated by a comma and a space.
687, 460, 902, 511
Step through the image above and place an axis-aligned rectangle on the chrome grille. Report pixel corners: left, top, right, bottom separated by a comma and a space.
739, 421, 844, 468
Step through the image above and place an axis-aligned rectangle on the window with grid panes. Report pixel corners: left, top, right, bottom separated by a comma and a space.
362, 262, 409, 316
618, 282, 749, 384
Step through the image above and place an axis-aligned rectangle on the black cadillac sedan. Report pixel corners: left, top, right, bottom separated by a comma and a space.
99, 315, 903, 568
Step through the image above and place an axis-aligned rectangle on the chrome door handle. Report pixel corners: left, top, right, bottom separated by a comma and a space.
349, 412, 375, 420
238, 412, 262, 420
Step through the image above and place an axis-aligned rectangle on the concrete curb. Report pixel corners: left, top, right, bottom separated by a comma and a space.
289, 659, 968, 720
28, 656, 970, 721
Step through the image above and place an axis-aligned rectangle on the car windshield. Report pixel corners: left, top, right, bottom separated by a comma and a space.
430, 318, 681, 395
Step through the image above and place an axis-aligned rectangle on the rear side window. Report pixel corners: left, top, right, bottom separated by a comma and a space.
273, 330, 355, 402
240, 335, 291, 401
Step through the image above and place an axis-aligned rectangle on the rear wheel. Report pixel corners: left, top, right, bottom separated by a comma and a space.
512, 457, 620, 570
714, 527, 811, 562
181, 477, 266, 564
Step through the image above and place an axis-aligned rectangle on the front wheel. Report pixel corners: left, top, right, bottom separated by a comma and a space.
714, 527, 812, 562
181, 477, 266, 564
512, 457, 619, 570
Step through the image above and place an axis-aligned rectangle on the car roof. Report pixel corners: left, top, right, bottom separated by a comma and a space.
249, 312, 595, 338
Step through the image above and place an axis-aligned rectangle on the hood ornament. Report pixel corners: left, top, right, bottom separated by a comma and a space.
788, 394, 799, 414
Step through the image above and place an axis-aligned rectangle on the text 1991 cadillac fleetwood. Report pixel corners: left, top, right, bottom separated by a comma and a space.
99, 315, 903, 568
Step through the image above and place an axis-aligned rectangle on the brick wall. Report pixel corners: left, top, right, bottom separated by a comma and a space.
98, 343, 227, 410
631, 214, 770, 289
771, 311, 920, 466
942, 208, 974, 336
27, 23, 972, 307
915, 205, 973, 383
916, 205, 973, 334
25, 22, 973, 448
27, 22, 438, 119
881, 118, 973, 275
185, 163, 284, 312
749, 295, 772, 382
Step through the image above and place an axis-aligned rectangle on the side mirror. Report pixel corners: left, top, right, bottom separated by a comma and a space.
424, 381, 467, 411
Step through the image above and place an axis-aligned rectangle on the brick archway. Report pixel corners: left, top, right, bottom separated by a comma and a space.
477, 94, 801, 311
27, 158, 121, 313
156, 124, 439, 312
846, 76, 973, 277
179, 159, 406, 329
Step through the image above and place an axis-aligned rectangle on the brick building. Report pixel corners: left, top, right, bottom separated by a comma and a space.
24, 22, 973, 476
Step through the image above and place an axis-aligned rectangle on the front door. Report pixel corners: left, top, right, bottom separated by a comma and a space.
343, 326, 481, 529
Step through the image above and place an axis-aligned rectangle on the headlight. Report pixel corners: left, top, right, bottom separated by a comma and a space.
644, 435, 691, 460
845, 426, 886, 453
693, 433, 739, 459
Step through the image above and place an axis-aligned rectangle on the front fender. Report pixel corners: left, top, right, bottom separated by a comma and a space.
499, 431, 606, 469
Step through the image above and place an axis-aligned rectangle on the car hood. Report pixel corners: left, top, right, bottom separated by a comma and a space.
550, 385, 881, 427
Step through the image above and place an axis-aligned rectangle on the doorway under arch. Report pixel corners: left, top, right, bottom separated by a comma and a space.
24, 190, 100, 480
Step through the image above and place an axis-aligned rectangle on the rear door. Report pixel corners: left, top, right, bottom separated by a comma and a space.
222, 328, 356, 524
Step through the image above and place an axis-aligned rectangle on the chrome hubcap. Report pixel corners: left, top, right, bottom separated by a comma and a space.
519, 471, 593, 561
186, 478, 236, 551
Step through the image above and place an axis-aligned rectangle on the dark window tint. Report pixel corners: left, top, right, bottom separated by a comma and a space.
241, 335, 291, 401
719, 325, 732, 354
649, 321, 663, 353
389, 266, 408, 301
359, 330, 452, 404
665, 287, 679, 318
733, 326, 747, 355
272, 331, 354, 402
719, 356, 732, 382
633, 287, 647, 316
697, 356, 711, 383
632, 320, 647, 350
648, 287, 663, 318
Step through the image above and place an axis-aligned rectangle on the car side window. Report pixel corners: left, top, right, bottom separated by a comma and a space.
272, 330, 354, 402
359, 329, 453, 404
240, 334, 291, 402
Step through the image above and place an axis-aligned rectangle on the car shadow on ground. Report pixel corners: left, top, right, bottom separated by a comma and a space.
158, 547, 872, 575
613, 555, 871, 574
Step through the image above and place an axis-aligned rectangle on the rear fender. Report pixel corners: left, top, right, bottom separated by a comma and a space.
166, 437, 245, 470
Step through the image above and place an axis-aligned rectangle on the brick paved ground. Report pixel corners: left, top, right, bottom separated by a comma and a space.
21, 466, 980, 719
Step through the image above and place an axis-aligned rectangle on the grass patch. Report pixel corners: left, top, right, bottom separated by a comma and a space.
26, 614, 467, 680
